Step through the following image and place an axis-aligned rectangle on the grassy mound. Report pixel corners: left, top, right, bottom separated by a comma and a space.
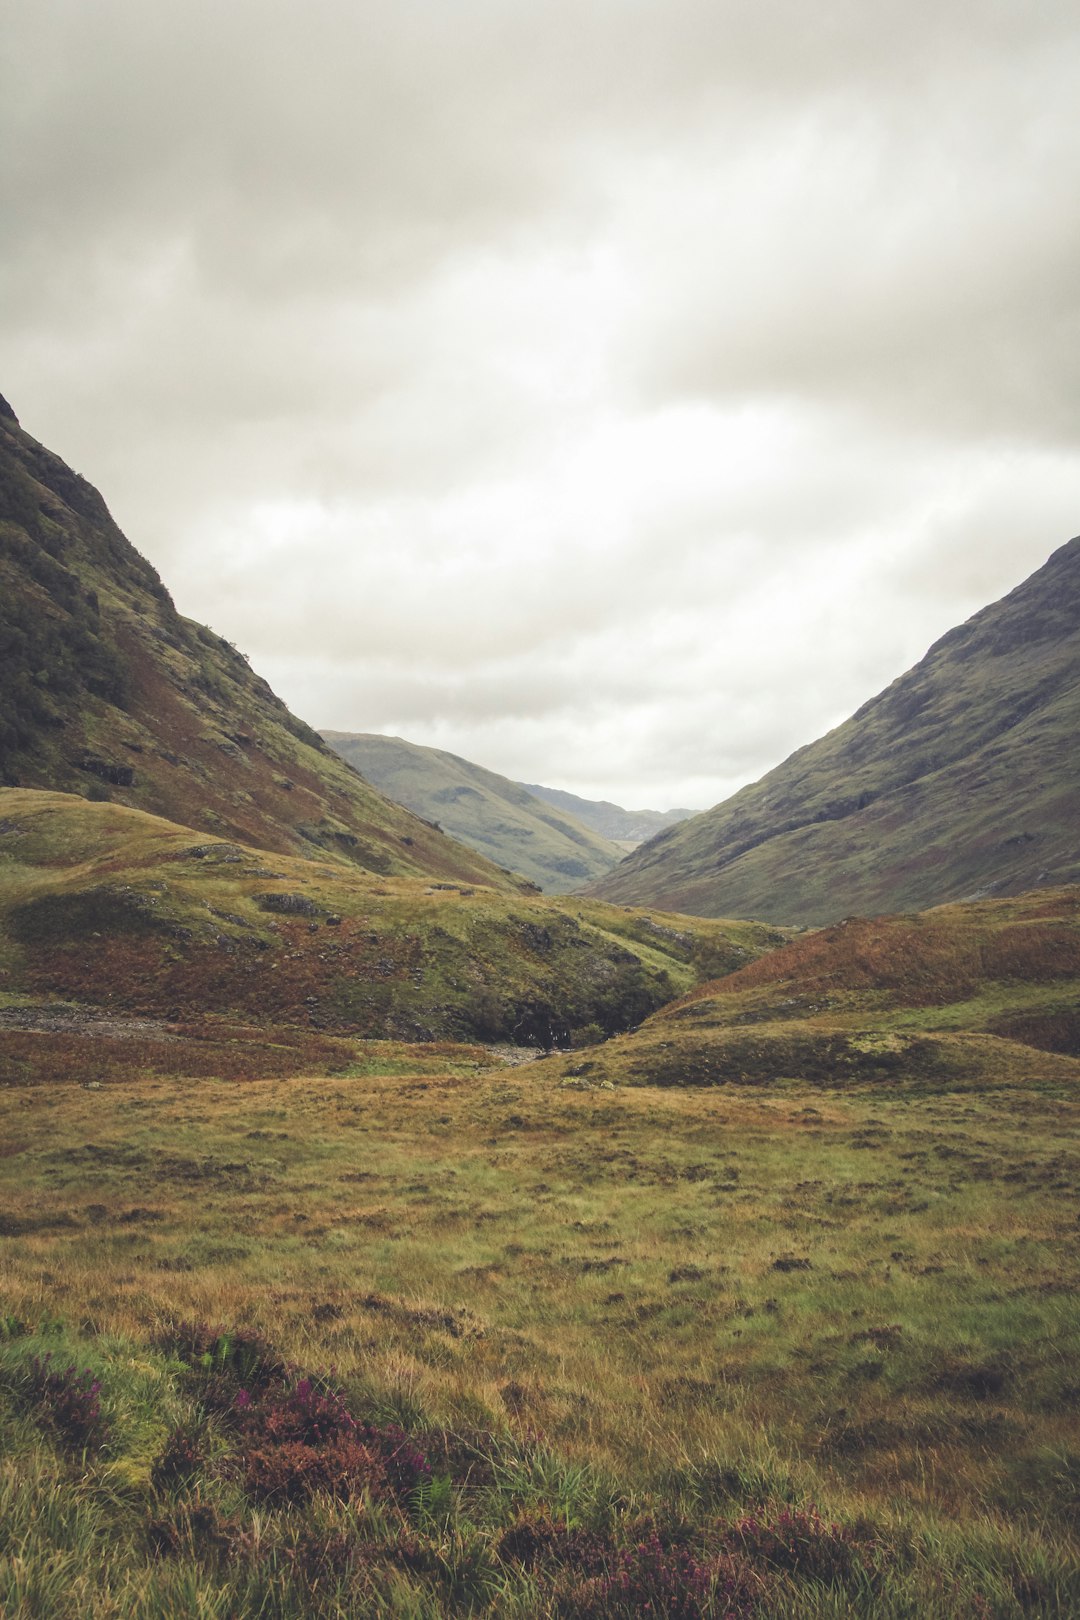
550, 888, 1080, 1092
0, 789, 780, 1049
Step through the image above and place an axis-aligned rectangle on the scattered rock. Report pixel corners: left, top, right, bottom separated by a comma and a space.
77, 753, 135, 787
255, 892, 318, 916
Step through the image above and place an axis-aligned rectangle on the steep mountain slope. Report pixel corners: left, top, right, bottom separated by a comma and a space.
322, 732, 622, 891
552, 885, 1080, 1091
0, 395, 520, 889
519, 782, 693, 849
0, 790, 782, 1050
590, 535, 1080, 923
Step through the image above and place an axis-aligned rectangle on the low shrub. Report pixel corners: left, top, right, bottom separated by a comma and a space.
21, 1352, 109, 1453
724, 1504, 874, 1585
556, 1530, 756, 1619
240, 1432, 384, 1504
233, 1377, 432, 1507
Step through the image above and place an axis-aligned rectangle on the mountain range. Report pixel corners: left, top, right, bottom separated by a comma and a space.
518, 782, 693, 849
321, 731, 623, 892
5, 386, 1080, 1002
588, 535, 1080, 924
3, 394, 1078, 1618
0, 394, 778, 1049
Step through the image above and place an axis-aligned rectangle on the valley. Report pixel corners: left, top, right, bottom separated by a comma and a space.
1, 400, 1078, 1618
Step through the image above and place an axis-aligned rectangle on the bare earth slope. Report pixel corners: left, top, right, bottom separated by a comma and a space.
589, 534, 1080, 923
322, 732, 622, 892
0, 394, 519, 889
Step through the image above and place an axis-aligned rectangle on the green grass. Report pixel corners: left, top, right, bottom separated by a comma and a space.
0, 788, 780, 1047
1, 1047, 1078, 1615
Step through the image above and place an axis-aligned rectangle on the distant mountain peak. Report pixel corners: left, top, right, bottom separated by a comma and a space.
520, 783, 693, 849
321, 732, 624, 892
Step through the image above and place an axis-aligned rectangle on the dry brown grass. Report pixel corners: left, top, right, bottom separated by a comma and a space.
2, 1051, 1078, 1527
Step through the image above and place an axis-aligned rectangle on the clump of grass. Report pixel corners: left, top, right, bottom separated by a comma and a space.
149, 1424, 204, 1491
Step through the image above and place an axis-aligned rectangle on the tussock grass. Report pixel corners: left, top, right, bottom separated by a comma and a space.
1, 1048, 1078, 1614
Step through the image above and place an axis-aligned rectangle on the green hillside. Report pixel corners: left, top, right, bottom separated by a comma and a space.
551, 884, 1080, 1091
589, 534, 1080, 923
0, 788, 780, 1054
519, 780, 693, 848
0, 395, 519, 890
322, 732, 623, 892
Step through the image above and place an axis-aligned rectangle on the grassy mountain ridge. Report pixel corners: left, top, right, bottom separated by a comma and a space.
0, 395, 520, 890
322, 732, 622, 891
588, 534, 1080, 923
0, 788, 781, 1052
519, 782, 694, 848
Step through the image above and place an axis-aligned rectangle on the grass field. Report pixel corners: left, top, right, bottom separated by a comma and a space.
1, 1040, 1078, 1617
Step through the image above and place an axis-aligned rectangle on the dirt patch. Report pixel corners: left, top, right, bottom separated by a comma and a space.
0, 1004, 180, 1041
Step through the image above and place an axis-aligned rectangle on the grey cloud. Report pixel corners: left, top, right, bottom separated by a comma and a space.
629, 25, 1080, 444
2, 0, 1079, 808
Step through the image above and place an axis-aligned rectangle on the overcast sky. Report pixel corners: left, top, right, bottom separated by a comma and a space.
3, 1, 1079, 809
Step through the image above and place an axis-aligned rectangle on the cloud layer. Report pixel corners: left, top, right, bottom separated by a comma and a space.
3, 0, 1078, 807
